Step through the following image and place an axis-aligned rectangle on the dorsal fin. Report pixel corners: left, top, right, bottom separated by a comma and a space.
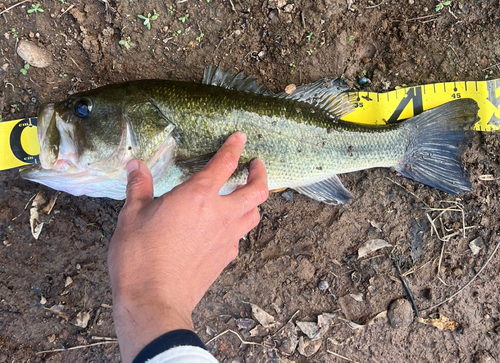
202, 64, 274, 96
276, 77, 354, 119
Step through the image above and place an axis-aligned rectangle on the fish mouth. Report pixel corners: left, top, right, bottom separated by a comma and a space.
37, 103, 60, 169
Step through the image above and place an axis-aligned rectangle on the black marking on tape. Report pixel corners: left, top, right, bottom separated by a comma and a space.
9, 118, 39, 164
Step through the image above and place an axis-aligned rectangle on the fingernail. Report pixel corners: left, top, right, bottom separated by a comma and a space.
126, 159, 140, 175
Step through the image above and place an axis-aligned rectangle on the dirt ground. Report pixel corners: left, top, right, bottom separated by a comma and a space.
0, 0, 499, 362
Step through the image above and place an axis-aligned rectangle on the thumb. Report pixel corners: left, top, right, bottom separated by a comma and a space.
125, 159, 154, 207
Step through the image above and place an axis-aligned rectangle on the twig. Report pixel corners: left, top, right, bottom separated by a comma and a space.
275, 310, 300, 335
58, 4, 75, 18
327, 350, 360, 363
91, 336, 118, 341
482, 63, 500, 72
422, 237, 500, 311
436, 239, 450, 286
400, 258, 433, 277
366, 0, 385, 9
205, 329, 262, 346
36, 341, 117, 354
392, 255, 419, 318
392, 13, 440, 23
0, 0, 30, 15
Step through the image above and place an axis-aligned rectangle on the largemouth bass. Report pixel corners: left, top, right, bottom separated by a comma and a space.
21, 65, 478, 203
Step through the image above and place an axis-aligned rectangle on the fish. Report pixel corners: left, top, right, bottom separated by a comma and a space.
20, 65, 478, 203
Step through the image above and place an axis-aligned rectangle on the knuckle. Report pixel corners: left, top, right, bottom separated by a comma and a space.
218, 151, 239, 172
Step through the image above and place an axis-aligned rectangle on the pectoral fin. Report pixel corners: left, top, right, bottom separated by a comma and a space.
176, 152, 217, 174
294, 175, 354, 205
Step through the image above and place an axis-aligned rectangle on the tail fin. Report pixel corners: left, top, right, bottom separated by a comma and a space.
396, 99, 478, 194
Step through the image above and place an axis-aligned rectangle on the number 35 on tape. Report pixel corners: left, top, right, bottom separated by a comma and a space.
342, 79, 500, 131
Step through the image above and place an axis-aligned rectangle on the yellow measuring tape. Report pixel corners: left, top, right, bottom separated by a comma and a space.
343, 79, 500, 130
1, 79, 499, 171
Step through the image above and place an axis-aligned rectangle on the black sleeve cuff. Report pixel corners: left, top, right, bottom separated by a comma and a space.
132, 329, 207, 363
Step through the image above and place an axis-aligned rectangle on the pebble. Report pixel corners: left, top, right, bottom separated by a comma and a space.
358, 77, 369, 85
318, 280, 329, 291
387, 298, 413, 329
17, 40, 52, 68
474, 351, 496, 363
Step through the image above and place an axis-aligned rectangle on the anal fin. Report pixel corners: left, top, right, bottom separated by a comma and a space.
294, 175, 354, 205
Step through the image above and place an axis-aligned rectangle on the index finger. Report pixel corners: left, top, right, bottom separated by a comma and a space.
199, 132, 247, 192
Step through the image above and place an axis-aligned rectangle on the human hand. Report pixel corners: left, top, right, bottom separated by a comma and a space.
107, 132, 268, 363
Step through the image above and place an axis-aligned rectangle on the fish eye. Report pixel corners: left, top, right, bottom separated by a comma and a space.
74, 98, 93, 118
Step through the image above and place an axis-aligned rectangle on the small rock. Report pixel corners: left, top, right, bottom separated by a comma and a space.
297, 336, 322, 357
17, 40, 53, 68
65, 276, 73, 287
74, 311, 91, 328
318, 280, 329, 291
283, 4, 294, 12
358, 77, 370, 85
296, 321, 319, 340
469, 237, 483, 255
249, 324, 268, 337
350, 293, 363, 302
474, 351, 496, 363
235, 318, 256, 330
48, 334, 56, 343
249, 303, 276, 329
387, 299, 413, 329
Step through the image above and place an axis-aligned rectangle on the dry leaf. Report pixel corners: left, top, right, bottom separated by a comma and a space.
75, 311, 91, 328
416, 314, 459, 332
249, 303, 276, 329
469, 237, 482, 256
368, 220, 385, 231
296, 321, 319, 340
350, 293, 363, 302
358, 239, 392, 258
42, 192, 60, 214
30, 192, 46, 239
338, 311, 387, 330
297, 313, 334, 340
297, 336, 322, 357
46, 305, 72, 320
478, 174, 498, 181
65, 276, 73, 287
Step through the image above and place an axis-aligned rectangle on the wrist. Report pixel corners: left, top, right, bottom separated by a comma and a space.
112, 295, 194, 363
